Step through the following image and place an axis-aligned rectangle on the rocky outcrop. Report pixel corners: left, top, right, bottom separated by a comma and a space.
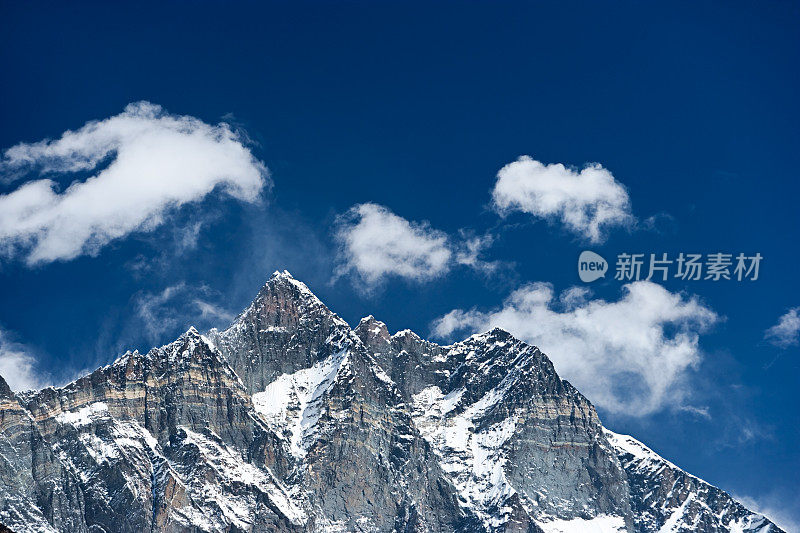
0, 271, 784, 532
208, 270, 353, 395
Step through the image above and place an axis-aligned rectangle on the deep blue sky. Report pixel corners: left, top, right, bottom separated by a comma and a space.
1, 1, 798, 526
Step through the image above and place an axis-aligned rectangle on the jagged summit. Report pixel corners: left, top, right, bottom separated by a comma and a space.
209, 271, 353, 395
270, 269, 294, 279
354, 315, 390, 341
457, 326, 517, 345
391, 328, 420, 340
356, 313, 379, 325
264, 269, 314, 296
107, 325, 215, 371
0, 271, 783, 533
241, 269, 344, 325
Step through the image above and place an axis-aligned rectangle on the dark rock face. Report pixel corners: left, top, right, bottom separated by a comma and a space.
208, 271, 353, 395
0, 272, 784, 532
0, 375, 87, 532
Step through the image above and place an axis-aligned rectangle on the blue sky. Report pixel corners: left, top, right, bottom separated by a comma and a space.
0, 1, 798, 528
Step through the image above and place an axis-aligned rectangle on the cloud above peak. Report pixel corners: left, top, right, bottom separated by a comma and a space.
334, 203, 497, 287
432, 281, 718, 416
0, 102, 269, 264
492, 156, 633, 243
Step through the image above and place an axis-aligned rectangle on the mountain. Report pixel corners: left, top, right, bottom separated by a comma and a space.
0, 271, 783, 532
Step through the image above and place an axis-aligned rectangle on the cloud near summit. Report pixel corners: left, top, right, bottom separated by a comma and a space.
334, 203, 496, 287
0, 102, 269, 265
432, 281, 718, 416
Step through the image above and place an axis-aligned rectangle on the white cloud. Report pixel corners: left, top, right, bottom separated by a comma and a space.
0, 102, 268, 265
492, 156, 633, 243
334, 203, 496, 286
431, 281, 717, 416
194, 299, 235, 324
764, 307, 800, 348
0, 329, 50, 391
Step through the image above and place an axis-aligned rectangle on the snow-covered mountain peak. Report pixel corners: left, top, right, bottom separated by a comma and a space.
269, 269, 294, 280
455, 326, 520, 348
264, 269, 315, 298
208, 271, 354, 395
230, 269, 349, 333
0, 272, 784, 533
144, 326, 219, 366
391, 328, 420, 340
354, 315, 391, 345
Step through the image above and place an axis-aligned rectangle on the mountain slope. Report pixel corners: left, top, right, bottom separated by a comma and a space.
4, 327, 304, 532
603, 431, 779, 533
0, 271, 783, 533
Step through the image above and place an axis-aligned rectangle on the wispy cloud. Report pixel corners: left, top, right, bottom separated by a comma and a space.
764, 307, 800, 348
334, 203, 498, 288
0, 102, 269, 265
0, 328, 51, 391
432, 281, 717, 416
492, 156, 633, 243
194, 299, 235, 324
134, 283, 236, 344
134, 283, 190, 342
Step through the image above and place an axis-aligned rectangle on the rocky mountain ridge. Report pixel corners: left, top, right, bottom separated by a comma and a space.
0, 271, 783, 532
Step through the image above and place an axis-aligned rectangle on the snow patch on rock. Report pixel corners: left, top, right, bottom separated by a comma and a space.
252, 348, 350, 458
411, 384, 518, 530
537, 513, 628, 533
176, 427, 307, 528
55, 401, 110, 427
